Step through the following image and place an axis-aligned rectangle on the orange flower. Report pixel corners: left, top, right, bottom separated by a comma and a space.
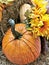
38, 21, 49, 37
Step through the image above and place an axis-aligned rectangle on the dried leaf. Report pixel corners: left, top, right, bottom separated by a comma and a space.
0, 11, 2, 21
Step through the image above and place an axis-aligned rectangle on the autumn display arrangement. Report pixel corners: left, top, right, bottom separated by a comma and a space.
1, 0, 49, 65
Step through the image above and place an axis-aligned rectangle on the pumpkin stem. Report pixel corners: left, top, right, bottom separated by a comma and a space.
8, 19, 22, 39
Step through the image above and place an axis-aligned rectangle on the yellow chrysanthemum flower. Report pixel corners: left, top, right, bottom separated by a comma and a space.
25, 0, 49, 39
42, 14, 49, 21
38, 7, 47, 14
31, 7, 47, 15
31, 0, 47, 14
30, 19, 43, 27
28, 20, 49, 38
31, 0, 47, 8
28, 13, 40, 19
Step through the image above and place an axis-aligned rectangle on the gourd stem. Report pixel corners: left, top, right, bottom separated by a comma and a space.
8, 19, 22, 39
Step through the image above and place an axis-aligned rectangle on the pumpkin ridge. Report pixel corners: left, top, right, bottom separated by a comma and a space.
19, 40, 23, 64
2, 38, 15, 49
25, 34, 39, 48
22, 37, 39, 57
20, 38, 36, 59
19, 40, 24, 64
22, 30, 28, 35
19, 40, 30, 64
13, 40, 17, 63
22, 36, 40, 53
15, 40, 23, 64
19, 40, 34, 64
3, 35, 24, 50
22, 37, 39, 55
2, 42, 10, 50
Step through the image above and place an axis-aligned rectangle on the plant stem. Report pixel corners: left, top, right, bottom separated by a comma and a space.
8, 19, 22, 39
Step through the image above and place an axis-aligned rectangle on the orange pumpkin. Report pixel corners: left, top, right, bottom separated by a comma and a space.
2, 19, 41, 65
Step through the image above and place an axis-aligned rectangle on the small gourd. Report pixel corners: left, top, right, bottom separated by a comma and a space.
20, 4, 31, 22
